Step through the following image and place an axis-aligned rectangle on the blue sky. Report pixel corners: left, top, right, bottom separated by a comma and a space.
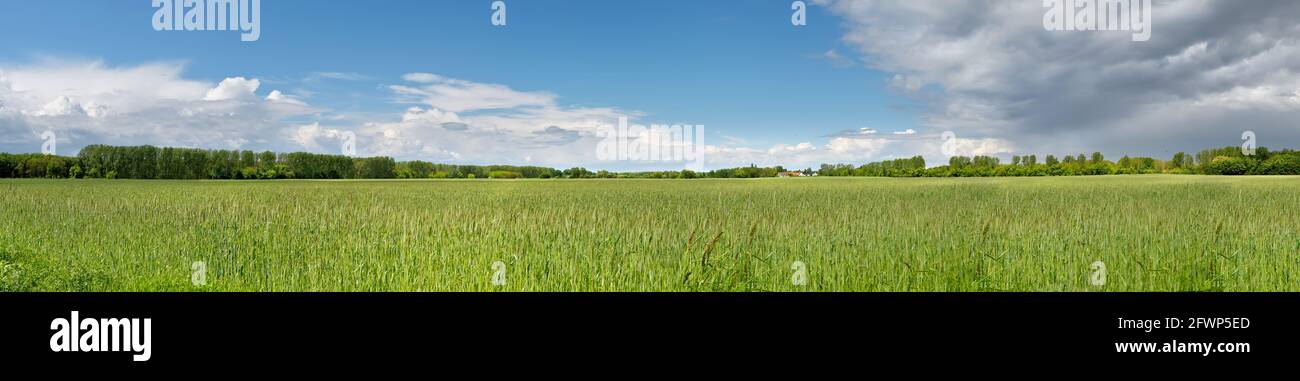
3, 1, 1299, 169
0, 1, 922, 169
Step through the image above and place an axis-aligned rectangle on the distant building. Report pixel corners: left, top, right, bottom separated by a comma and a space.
777, 172, 806, 178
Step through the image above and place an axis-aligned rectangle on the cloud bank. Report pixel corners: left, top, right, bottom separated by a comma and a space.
815, 0, 1300, 158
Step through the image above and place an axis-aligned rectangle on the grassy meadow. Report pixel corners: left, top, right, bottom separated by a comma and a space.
1, 175, 1297, 292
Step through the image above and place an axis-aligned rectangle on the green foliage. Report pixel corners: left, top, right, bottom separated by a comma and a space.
855, 156, 925, 177
5, 143, 1300, 181
1203, 156, 1252, 175
75, 145, 401, 180
701, 165, 779, 178
1258, 154, 1300, 175
563, 167, 593, 178
487, 170, 523, 179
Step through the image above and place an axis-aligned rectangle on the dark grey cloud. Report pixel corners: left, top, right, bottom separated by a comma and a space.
819, 0, 1300, 158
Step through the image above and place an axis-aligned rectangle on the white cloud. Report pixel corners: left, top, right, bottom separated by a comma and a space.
400, 73, 442, 83
943, 137, 1015, 157
0, 60, 318, 153
335, 73, 648, 165
291, 122, 351, 152
204, 77, 261, 101
825, 137, 887, 156
391, 73, 557, 113
400, 107, 462, 124
0, 60, 209, 115
700, 137, 892, 168
266, 90, 307, 106
33, 96, 83, 117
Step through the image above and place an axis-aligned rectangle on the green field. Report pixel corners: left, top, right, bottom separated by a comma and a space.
1, 175, 1297, 292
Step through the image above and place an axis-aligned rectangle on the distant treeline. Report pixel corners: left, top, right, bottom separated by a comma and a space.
2, 144, 1298, 180
816, 146, 1300, 178
0, 144, 806, 180
1, 145, 520, 180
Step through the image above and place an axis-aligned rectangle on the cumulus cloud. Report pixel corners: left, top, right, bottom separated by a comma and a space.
33, 96, 86, 117
0, 60, 318, 153
266, 90, 307, 106
815, 0, 1300, 158
0, 60, 210, 115
204, 77, 261, 101
292, 122, 351, 152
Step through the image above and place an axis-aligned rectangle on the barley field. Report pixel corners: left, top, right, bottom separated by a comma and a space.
1, 175, 1297, 292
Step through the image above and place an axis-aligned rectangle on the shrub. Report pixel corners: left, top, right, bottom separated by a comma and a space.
488, 171, 522, 179
1259, 154, 1300, 175
1203, 156, 1251, 175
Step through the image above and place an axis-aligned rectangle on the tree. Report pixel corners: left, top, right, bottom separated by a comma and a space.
1261, 154, 1300, 175
949, 156, 972, 169
1203, 156, 1250, 175
1170, 152, 1186, 169
354, 157, 396, 179
1091, 152, 1105, 164
972, 156, 1000, 168
564, 167, 592, 178
258, 151, 277, 170
487, 170, 522, 179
